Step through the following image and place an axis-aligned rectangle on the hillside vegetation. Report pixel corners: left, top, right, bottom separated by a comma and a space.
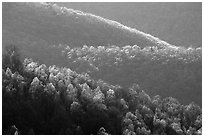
58, 2, 202, 47
2, 2, 202, 134
48, 44, 201, 106
3, 3, 202, 106
2, 46, 202, 135
3, 2, 171, 62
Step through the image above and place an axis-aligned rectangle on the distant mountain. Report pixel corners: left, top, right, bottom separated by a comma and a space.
58, 2, 202, 48
3, 2, 172, 62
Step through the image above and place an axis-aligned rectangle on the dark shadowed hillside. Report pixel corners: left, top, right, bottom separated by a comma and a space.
57, 2, 202, 48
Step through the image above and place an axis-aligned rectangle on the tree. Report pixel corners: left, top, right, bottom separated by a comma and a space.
3, 45, 23, 74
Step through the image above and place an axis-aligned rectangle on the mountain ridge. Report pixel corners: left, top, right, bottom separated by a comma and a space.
3, 2, 174, 50
57, 2, 201, 48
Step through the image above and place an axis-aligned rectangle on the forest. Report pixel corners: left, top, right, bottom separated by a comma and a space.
55, 44, 202, 106
2, 2, 202, 135
2, 45, 202, 135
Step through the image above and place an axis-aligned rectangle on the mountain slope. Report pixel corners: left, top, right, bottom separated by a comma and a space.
57, 2, 202, 48
3, 2, 171, 51
2, 58, 202, 134
58, 44, 202, 106
2, 2, 202, 106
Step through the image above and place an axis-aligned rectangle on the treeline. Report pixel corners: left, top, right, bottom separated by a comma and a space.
62, 44, 201, 71
2, 45, 202, 135
59, 44, 202, 105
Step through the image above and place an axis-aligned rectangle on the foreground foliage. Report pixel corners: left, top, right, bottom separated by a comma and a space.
2, 58, 202, 135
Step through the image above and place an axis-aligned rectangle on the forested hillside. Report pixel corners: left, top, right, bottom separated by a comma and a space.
55, 44, 202, 106
58, 2, 201, 47
2, 2, 202, 135
2, 2, 202, 106
3, 2, 171, 62
2, 46, 202, 135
